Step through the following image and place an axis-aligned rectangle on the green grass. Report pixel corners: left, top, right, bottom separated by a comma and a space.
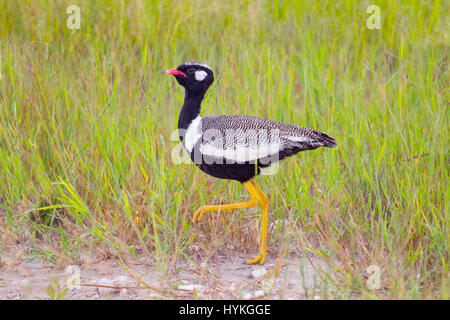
0, 0, 448, 299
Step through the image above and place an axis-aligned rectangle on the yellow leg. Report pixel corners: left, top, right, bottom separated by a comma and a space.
192, 199, 257, 222
192, 180, 269, 265
245, 180, 269, 265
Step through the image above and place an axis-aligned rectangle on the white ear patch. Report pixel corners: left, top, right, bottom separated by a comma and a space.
195, 70, 208, 81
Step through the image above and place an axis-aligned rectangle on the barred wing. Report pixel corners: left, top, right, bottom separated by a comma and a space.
199, 115, 336, 163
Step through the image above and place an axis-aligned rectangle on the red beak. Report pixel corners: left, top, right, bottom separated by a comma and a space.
162, 68, 186, 77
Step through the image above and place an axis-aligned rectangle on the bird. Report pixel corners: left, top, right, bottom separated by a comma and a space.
161, 61, 336, 264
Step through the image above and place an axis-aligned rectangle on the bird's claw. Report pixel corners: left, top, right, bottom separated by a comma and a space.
246, 251, 266, 265
192, 207, 205, 223
134, 214, 141, 225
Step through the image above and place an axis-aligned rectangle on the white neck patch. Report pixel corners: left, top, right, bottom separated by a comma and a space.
184, 115, 202, 152
195, 70, 208, 81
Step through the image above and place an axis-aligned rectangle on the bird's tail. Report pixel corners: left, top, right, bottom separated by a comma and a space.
315, 130, 337, 148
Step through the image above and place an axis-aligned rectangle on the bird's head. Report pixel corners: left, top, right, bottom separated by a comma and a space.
162, 61, 214, 94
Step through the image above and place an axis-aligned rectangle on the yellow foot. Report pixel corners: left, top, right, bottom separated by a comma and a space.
134, 214, 141, 225
192, 207, 205, 222
246, 251, 266, 265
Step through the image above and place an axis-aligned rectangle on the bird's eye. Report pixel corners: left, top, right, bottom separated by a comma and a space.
187, 68, 196, 73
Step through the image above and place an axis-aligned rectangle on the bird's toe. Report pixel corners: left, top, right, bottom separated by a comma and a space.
192, 207, 205, 222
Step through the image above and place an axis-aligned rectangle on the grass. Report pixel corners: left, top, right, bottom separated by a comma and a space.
0, 0, 448, 299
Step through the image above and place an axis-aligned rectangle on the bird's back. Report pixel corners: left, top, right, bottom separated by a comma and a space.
200, 115, 336, 160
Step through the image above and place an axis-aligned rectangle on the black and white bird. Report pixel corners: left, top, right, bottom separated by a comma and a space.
162, 61, 336, 264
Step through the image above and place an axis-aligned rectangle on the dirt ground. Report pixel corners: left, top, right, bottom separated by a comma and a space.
0, 243, 331, 300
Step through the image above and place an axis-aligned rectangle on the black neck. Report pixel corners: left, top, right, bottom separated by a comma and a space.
177, 89, 205, 130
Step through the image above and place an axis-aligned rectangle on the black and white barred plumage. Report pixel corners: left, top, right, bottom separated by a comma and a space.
202, 115, 336, 153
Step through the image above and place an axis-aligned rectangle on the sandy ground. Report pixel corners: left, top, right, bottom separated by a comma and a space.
0, 202, 335, 300
0, 245, 330, 300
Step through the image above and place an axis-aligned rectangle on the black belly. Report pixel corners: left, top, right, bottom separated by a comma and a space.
196, 161, 260, 183
188, 145, 267, 183
185, 140, 309, 183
